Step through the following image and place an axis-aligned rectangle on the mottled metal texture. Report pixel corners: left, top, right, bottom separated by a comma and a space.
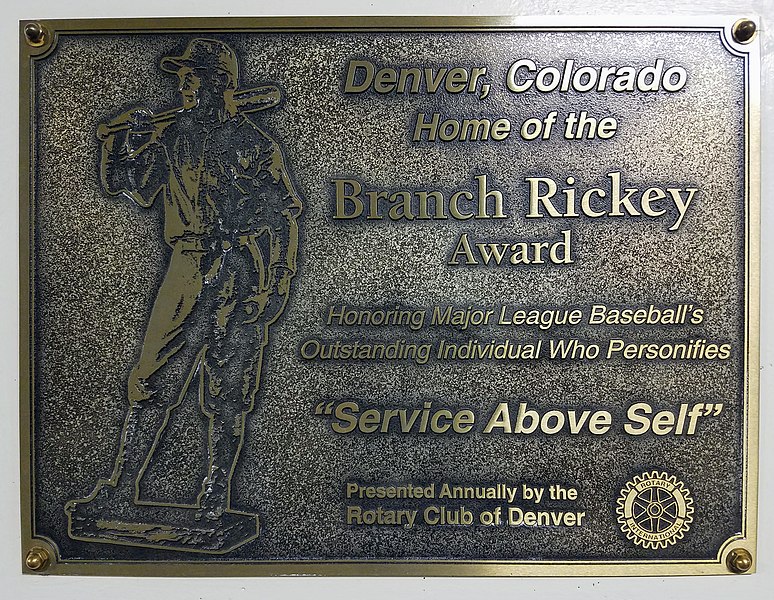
24, 22, 756, 573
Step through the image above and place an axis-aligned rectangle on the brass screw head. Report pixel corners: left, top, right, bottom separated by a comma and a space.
24, 22, 47, 47
727, 547, 753, 574
25, 546, 50, 571
732, 19, 757, 44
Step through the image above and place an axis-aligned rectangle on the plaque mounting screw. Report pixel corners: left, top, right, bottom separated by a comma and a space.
726, 547, 753, 574
25, 547, 50, 571
24, 22, 48, 47
732, 19, 757, 44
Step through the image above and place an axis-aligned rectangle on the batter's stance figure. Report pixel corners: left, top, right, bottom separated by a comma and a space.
66, 39, 302, 553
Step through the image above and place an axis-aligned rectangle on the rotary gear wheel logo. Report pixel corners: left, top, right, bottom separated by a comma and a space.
616, 471, 694, 549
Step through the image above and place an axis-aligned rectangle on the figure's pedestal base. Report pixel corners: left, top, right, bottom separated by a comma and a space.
66, 496, 259, 554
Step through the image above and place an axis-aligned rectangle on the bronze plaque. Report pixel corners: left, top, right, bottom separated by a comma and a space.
20, 17, 760, 576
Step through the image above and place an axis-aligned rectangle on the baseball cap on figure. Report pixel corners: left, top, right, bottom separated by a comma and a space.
161, 39, 239, 87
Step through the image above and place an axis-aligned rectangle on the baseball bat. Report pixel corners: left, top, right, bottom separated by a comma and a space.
97, 85, 281, 140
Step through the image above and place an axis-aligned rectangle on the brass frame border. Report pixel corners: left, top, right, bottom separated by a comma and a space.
19, 15, 761, 577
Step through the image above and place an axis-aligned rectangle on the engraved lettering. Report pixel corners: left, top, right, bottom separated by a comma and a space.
344, 60, 489, 96
526, 171, 698, 231
506, 59, 687, 93
333, 175, 506, 221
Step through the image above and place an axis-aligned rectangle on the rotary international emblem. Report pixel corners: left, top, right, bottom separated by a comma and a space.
616, 471, 694, 549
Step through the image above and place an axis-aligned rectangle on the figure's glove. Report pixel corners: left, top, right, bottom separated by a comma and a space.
245, 265, 295, 325
274, 265, 295, 297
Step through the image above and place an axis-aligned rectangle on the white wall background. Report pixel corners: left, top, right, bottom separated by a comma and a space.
1, 1, 771, 598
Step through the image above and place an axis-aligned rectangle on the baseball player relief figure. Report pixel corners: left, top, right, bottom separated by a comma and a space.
65, 39, 302, 553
